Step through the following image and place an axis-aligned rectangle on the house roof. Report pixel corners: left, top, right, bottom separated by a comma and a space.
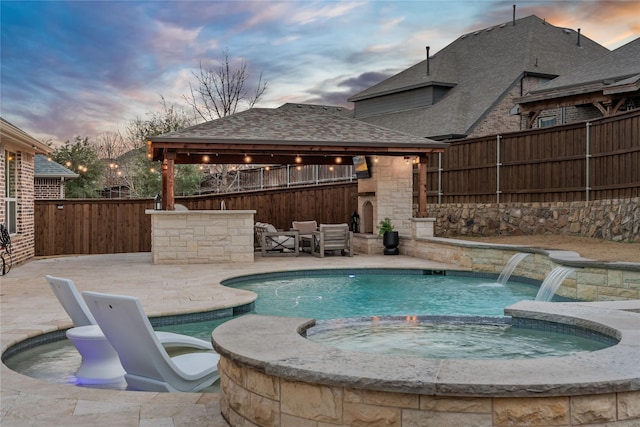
147, 103, 448, 165
34, 154, 79, 179
0, 117, 51, 154
518, 37, 640, 103
348, 15, 609, 139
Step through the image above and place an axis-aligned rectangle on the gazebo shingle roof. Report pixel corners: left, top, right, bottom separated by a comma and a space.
148, 103, 448, 165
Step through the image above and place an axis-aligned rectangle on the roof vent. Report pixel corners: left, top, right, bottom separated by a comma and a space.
426, 46, 430, 76
473, 31, 480, 36
499, 23, 506, 28
563, 29, 571, 34
486, 27, 493, 32
577, 28, 581, 47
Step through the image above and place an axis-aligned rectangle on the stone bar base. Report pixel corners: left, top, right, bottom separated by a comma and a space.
146, 209, 255, 264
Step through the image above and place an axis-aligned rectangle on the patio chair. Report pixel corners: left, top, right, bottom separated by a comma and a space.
255, 222, 299, 256
82, 291, 220, 392
45, 275, 213, 350
311, 223, 354, 257
292, 220, 318, 251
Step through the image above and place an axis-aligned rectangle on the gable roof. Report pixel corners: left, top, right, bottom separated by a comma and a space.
148, 103, 448, 165
518, 37, 640, 103
34, 154, 79, 179
1, 117, 51, 154
349, 15, 609, 139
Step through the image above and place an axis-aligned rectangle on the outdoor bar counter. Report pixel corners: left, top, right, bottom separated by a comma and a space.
146, 209, 256, 264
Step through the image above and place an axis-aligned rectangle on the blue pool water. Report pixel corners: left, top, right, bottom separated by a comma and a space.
221, 270, 540, 319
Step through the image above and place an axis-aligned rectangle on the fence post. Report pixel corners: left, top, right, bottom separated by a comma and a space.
287, 165, 291, 187
586, 122, 591, 201
496, 135, 502, 203
438, 152, 443, 205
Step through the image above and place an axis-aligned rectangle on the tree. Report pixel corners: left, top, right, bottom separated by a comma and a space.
184, 48, 268, 122
51, 136, 103, 198
184, 49, 268, 193
124, 98, 202, 197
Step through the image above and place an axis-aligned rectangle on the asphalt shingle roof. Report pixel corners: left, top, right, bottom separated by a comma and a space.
349, 15, 610, 139
522, 37, 640, 100
151, 103, 448, 149
34, 154, 78, 178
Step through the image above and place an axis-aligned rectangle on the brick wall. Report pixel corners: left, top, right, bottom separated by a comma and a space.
34, 178, 64, 199
470, 75, 545, 137
2, 150, 36, 266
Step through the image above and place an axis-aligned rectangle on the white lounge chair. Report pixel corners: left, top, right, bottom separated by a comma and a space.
45, 275, 213, 350
83, 291, 220, 392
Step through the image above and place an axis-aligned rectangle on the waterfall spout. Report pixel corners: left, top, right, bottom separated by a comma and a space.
535, 266, 576, 301
497, 253, 531, 285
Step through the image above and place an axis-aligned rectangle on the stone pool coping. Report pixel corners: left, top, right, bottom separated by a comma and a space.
212, 300, 640, 397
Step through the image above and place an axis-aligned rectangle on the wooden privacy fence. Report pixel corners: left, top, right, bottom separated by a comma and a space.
35, 183, 358, 256
424, 110, 640, 204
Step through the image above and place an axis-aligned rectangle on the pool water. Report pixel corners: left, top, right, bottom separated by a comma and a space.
306, 317, 610, 359
5, 270, 610, 390
222, 271, 540, 318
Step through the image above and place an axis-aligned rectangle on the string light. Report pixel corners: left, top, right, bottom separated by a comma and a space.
335, 157, 342, 164
295, 155, 302, 163
202, 155, 210, 163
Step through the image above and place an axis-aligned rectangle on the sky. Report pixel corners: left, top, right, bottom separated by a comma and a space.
1, 0, 638, 145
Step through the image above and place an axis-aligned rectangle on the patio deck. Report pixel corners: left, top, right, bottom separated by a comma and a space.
0, 252, 457, 426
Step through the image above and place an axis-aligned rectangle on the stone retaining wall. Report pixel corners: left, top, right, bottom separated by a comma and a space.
219, 358, 640, 427
401, 238, 640, 301
425, 197, 639, 243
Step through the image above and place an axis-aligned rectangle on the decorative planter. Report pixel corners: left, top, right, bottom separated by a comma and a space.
383, 231, 399, 255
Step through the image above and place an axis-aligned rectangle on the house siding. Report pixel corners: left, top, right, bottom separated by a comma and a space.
354, 86, 435, 119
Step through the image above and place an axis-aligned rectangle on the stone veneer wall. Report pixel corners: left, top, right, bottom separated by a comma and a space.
147, 210, 255, 264
425, 198, 639, 243
358, 156, 413, 238
219, 356, 640, 426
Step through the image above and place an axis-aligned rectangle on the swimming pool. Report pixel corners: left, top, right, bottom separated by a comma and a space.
4, 269, 605, 389
220, 269, 541, 318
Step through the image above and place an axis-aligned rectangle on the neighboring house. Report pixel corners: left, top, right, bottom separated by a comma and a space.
1, 117, 52, 265
516, 37, 640, 128
34, 154, 78, 199
348, 15, 609, 140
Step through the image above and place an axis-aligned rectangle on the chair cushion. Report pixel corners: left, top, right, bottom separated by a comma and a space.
293, 220, 317, 234
265, 223, 278, 233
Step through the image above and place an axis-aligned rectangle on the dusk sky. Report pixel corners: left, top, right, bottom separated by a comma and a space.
2, 1, 638, 145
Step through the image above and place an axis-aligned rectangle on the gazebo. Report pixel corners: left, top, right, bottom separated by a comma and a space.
146, 103, 448, 264
148, 104, 447, 211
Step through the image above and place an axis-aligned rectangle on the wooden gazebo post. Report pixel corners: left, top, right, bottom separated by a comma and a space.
161, 152, 175, 211
417, 160, 428, 217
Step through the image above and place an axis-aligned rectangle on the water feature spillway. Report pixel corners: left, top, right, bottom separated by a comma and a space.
497, 253, 531, 285
535, 266, 577, 301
